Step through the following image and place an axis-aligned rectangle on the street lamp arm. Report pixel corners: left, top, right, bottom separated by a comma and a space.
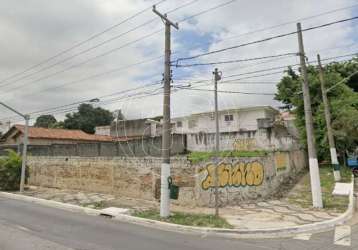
0, 102, 27, 119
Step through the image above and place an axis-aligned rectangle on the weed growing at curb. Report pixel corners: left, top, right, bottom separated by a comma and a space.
133, 209, 233, 229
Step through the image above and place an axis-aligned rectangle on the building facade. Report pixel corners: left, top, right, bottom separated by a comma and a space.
94, 106, 300, 152
172, 106, 299, 152
95, 117, 163, 138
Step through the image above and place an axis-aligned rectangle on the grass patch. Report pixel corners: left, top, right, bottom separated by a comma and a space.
188, 150, 268, 164
133, 210, 233, 229
287, 164, 352, 212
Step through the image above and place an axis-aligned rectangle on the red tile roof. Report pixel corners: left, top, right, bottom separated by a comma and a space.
13, 125, 114, 142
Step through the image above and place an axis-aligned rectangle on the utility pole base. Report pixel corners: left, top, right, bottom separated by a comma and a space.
309, 158, 323, 208
160, 163, 170, 218
334, 170, 341, 182
330, 148, 341, 182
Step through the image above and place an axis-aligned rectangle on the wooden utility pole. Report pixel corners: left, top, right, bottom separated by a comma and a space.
213, 68, 222, 217
153, 5, 178, 218
297, 23, 323, 208
317, 54, 341, 182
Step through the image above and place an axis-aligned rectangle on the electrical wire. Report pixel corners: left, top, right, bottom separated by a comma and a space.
17, 55, 164, 99
0, 0, 168, 85
0, 81, 163, 122
0, 0, 199, 90
0, 0, 238, 97
173, 52, 358, 84
178, 0, 236, 23
174, 52, 297, 67
326, 69, 358, 92
199, 3, 358, 47
174, 86, 275, 95
175, 16, 358, 62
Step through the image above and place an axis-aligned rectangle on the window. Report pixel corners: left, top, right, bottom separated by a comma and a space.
188, 119, 197, 128
176, 121, 182, 128
224, 114, 234, 121
209, 113, 215, 120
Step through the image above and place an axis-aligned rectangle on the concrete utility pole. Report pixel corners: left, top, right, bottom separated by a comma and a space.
153, 5, 178, 218
317, 54, 341, 182
213, 68, 221, 217
296, 23, 323, 208
0, 102, 29, 193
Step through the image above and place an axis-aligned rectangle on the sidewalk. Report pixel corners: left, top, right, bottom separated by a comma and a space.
17, 186, 342, 230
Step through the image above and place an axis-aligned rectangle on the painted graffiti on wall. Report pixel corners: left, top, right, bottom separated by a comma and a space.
232, 138, 256, 151
200, 161, 264, 190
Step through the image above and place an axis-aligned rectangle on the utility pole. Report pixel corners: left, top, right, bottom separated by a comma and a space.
0, 102, 29, 193
317, 54, 341, 182
153, 5, 178, 218
20, 115, 29, 192
213, 68, 221, 217
296, 23, 323, 208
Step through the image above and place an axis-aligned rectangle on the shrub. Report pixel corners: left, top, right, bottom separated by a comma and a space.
0, 149, 24, 190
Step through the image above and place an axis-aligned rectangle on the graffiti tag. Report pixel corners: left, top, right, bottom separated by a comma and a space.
232, 138, 256, 151
200, 161, 264, 190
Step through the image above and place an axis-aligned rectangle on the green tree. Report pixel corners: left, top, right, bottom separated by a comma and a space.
64, 104, 114, 134
34, 115, 57, 128
275, 58, 358, 160
50, 121, 65, 129
0, 149, 25, 190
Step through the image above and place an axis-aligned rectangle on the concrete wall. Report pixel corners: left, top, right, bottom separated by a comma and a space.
0, 134, 186, 157
186, 127, 299, 152
109, 119, 153, 137
27, 150, 306, 207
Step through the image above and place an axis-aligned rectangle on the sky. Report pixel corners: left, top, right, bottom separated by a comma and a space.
0, 0, 357, 125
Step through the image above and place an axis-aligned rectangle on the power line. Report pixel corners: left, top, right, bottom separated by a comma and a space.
0, 29, 163, 95
0, 0, 200, 89
212, 3, 358, 44
1, 79, 211, 123
0, 81, 162, 121
174, 52, 297, 67
0, 0, 237, 96
4, 87, 165, 124
175, 16, 358, 62
178, 0, 236, 23
0, 0, 168, 85
8, 54, 354, 123
174, 86, 275, 95
172, 3, 358, 58
17, 55, 164, 99
172, 54, 357, 87
326, 69, 358, 92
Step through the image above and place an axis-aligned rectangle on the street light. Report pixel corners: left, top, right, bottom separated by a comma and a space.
0, 102, 29, 193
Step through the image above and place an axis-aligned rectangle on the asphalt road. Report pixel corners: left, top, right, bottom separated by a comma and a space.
0, 196, 356, 250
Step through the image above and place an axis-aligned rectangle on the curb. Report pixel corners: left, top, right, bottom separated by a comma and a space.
0, 191, 100, 216
0, 177, 354, 239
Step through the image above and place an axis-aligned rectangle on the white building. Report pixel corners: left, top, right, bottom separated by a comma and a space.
94, 106, 300, 152
171, 106, 299, 152
172, 106, 278, 134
